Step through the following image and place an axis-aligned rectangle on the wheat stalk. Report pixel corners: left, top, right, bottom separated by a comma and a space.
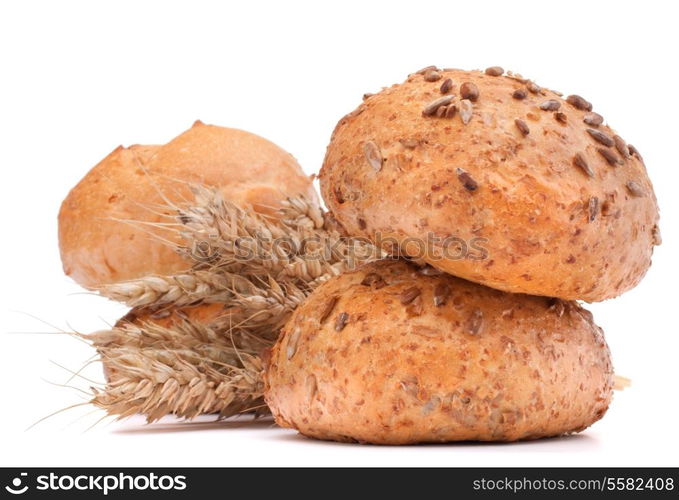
89, 312, 273, 354
96, 271, 243, 308
87, 316, 269, 422
91, 350, 265, 422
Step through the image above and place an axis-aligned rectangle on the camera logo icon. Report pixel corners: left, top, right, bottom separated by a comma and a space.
5, 473, 28, 495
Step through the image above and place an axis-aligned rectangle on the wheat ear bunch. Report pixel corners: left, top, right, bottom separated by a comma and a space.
87, 316, 269, 422
86, 184, 383, 422
97, 186, 383, 310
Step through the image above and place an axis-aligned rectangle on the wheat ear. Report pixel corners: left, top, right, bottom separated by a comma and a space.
95, 271, 244, 308
87, 317, 269, 422
177, 187, 381, 281
167, 185, 380, 279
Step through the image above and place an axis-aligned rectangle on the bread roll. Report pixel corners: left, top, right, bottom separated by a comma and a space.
319, 67, 660, 301
59, 121, 318, 288
264, 259, 613, 444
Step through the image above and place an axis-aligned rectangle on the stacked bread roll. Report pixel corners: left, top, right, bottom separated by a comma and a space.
265, 260, 613, 444
263, 66, 659, 443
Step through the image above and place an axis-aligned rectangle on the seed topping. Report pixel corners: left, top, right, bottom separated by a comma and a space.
422, 95, 454, 116
440, 78, 453, 94
583, 112, 604, 126
514, 118, 530, 136
512, 89, 527, 100
588, 197, 599, 222
539, 99, 561, 111
320, 296, 339, 324
444, 104, 457, 118
400, 286, 421, 305
433, 103, 456, 118
459, 99, 473, 124
465, 309, 483, 336
587, 128, 614, 147
573, 153, 594, 177
554, 112, 568, 124
613, 135, 631, 159
566, 94, 593, 111
361, 272, 387, 289
628, 144, 642, 160
363, 141, 383, 171
335, 312, 349, 331
456, 167, 478, 191
424, 69, 442, 82
598, 148, 621, 166
460, 82, 479, 101
485, 66, 504, 76
286, 328, 301, 359
527, 82, 541, 94
626, 181, 644, 197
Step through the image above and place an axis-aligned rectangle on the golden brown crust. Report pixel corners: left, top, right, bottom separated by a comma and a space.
264, 260, 613, 444
319, 68, 660, 301
114, 302, 228, 331
59, 122, 318, 288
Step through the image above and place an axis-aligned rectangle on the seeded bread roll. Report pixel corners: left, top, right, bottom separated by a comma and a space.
264, 259, 613, 444
59, 121, 318, 288
319, 67, 660, 301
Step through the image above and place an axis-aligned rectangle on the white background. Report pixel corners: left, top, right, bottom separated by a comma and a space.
0, 0, 677, 467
